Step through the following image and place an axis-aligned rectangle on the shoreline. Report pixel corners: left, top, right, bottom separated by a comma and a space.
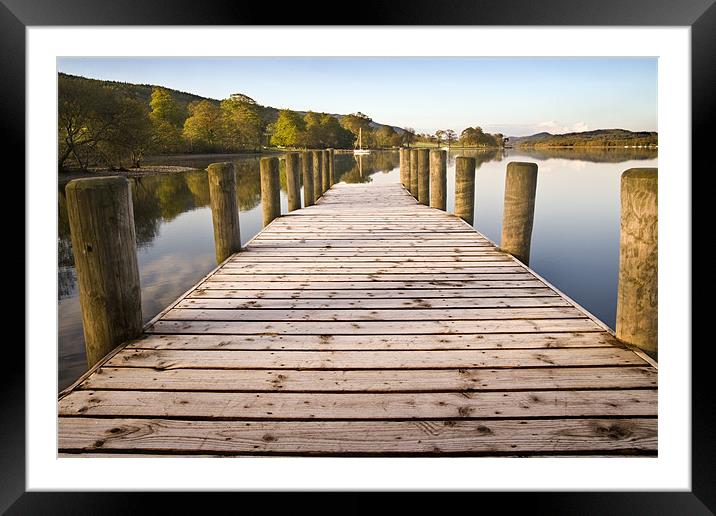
58, 165, 199, 185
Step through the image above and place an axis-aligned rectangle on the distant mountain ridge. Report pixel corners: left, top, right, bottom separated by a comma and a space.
509, 129, 657, 148
58, 72, 404, 134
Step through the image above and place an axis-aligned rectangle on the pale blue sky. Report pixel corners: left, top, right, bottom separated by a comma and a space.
57, 57, 657, 137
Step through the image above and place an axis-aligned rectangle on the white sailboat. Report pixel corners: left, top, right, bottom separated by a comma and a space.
354, 127, 371, 155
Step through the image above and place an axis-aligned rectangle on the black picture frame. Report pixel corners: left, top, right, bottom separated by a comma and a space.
5, 0, 709, 512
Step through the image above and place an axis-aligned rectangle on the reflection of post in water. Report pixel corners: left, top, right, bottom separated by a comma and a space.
357, 153, 363, 178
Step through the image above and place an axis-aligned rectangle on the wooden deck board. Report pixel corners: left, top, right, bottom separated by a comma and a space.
59, 182, 657, 456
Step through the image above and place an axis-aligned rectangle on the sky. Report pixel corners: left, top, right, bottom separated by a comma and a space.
57, 57, 657, 137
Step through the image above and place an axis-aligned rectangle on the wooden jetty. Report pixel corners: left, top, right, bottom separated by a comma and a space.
58, 182, 657, 457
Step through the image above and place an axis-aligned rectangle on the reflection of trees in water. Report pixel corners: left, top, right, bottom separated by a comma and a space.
511, 147, 657, 163
234, 159, 262, 210
335, 152, 400, 183
58, 165, 267, 302
447, 148, 505, 169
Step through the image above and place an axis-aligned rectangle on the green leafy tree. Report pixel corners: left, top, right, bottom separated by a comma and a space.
58, 75, 120, 169
221, 96, 265, 151
98, 96, 153, 169
270, 109, 306, 147
183, 100, 223, 152
375, 126, 398, 148
435, 130, 446, 147
149, 87, 184, 153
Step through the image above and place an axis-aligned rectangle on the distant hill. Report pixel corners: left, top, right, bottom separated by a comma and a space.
509, 129, 657, 148
58, 73, 404, 133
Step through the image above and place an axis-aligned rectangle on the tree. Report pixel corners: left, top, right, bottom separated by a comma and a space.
435, 130, 446, 148
221, 96, 266, 151
303, 111, 325, 148
99, 96, 153, 169
149, 87, 184, 153
320, 114, 354, 149
444, 129, 457, 149
270, 109, 306, 148
182, 100, 223, 152
376, 126, 398, 148
340, 112, 373, 145
401, 127, 416, 147
58, 75, 118, 169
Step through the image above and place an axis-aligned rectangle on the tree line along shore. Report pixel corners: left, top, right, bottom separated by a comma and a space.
58, 73, 656, 173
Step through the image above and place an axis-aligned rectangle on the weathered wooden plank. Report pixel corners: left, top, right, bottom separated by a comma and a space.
58, 389, 657, 419
228, 257, 514, 265
162, 306, 585, 322
188, 288, 559, 299
249, 241, 494, 247
199, 280, 547, 290
105, 347, 645, 369
175, 297, 570, 310
58, 418, 657, 455
127, 332, 618, 351
221, 264, 521, 273
233, 251, 507, 257
80, 366, 657, 392
208, 272, 532, 282
147, 318, 602, 335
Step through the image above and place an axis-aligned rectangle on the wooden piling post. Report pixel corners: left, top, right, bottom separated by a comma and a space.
399, 148, 410, 187
454, 156, 476, 225
65, 177, 143, 368
417, 149, 430, 205
312, 150, 323, 201
328, 148, 335, 185
430, 149, 447, 210
322, 150, 330, 192
500, 162, 538, 264
409, 148, 419, 199
285, 152, 301, 212
260, 156, 281, 226
301, 151, 314, 207
616, 168, 658, 354
207, 162, 242, 264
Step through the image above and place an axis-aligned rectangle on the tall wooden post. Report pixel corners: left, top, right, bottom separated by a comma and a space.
409, 148, 419, 199
301, 151, 314, 207
328, 148, 335, 185
616, 168, 658, 354
285, 152, 301, 212
260, 156, 281, 226
312, 150, 323, 201
500, 162, 538, 264
417, 149, 430, 205
454, 156, 476, 225
65, 177, 143, 368
430, 149, 447, 210
322, 150, 330, 192
207, 162, 242, 264
399, 148, 410, 187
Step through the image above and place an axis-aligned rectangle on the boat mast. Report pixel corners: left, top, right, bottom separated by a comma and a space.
359, 127, 362, 150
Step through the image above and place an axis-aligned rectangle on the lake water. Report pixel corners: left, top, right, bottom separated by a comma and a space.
57, 147, 658, 390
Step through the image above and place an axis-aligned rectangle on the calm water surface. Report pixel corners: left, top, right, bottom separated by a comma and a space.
58, 147, 657, 390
